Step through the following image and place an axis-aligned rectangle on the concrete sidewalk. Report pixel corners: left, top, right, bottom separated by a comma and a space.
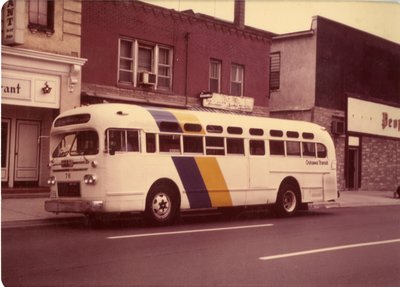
1, 190, 400, 228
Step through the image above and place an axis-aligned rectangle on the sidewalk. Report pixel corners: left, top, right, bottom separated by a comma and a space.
1, 190, 400, 228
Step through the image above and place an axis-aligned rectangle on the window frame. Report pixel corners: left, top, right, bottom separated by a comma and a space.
209, 59, 222, 93
118, 38, 173, 90
230, 63, 244, 97
270, 52, 281, 91
28, 0, 54, 34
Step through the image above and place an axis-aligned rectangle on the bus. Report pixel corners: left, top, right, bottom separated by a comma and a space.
45, 103, 338, 225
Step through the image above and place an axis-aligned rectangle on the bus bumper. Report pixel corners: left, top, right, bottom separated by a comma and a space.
45, 199, 104, 214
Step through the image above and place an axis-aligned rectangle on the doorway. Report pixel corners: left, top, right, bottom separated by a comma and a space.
347, 147, 360, 190
14, 120, 41, 185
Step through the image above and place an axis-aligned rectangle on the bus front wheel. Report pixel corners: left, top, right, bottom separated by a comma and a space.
145, 184, 179, 226
275, 182, 300, 217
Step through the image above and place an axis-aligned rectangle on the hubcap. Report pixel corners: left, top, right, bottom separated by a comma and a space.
283, 190, 296, 212
152, 192, 171, 220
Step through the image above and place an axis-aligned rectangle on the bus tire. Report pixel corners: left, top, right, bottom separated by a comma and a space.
145, 183, 179, 226
275, 182, 300, 217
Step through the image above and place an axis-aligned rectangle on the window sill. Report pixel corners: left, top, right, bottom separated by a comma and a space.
28, 24, 54, 36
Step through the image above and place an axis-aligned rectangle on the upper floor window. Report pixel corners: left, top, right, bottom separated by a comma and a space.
118, 38, 173, 90
270, 52, 281, 90
28, 0, 54, 34
231, 64, 244, 96
209, 59, 221, 93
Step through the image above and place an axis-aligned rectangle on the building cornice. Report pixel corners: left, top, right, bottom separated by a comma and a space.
133, 1, 274, 43
1, 45, 87, 66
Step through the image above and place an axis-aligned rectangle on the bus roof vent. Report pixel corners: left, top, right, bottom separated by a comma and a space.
116, 111, 129, 116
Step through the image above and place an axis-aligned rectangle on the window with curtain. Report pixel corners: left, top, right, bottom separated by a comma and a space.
231, 64, 244, 96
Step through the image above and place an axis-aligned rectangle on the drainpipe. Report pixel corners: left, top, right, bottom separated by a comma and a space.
185, 32, 190, 107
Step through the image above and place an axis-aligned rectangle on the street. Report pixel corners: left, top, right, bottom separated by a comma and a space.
2, 205, 400, 287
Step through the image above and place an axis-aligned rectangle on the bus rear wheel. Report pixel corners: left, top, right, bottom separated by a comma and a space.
275, 182, 300, 217
145, 184, 178, 226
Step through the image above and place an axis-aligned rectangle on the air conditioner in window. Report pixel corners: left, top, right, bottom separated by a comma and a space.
138, 72, 156, 85
331, 120, 345, 135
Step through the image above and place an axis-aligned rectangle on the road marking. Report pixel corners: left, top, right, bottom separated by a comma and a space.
107, 223, 274, 240
259, 238, 400, 261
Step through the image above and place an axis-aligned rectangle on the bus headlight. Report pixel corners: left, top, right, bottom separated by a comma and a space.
84, 174, 97, 185
47, 176, 57, 186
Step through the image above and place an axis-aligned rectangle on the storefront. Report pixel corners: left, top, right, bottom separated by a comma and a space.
346, 97, 400, 191
1, 46, 86, 189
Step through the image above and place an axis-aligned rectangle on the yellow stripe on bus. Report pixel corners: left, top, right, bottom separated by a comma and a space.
169, 110, 205, 134
195, 157, 232, 207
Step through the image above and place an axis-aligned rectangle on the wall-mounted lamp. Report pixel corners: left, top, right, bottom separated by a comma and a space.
42, 82, 52, 94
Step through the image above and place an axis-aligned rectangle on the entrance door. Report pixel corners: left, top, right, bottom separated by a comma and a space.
347, 147, 359, 190
14, 120, 41, 183
2, 119, 11, 182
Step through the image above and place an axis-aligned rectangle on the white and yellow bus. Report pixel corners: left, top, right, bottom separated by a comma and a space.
45, 103, 338, 225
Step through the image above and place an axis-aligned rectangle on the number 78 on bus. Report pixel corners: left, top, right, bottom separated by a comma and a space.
45, 103, 338, 226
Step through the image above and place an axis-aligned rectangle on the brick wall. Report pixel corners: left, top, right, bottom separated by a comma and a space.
361, 137, 400, 191
81, 1, 272, 113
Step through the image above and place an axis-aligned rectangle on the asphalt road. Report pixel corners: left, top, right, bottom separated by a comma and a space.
2, 206, 400, 287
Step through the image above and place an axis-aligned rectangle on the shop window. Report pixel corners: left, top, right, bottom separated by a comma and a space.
28, 0, 54, 34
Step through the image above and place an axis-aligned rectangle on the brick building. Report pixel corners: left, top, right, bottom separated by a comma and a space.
1, 0, 86, 189
81, 0, 274, 115
270, 16, 400, 192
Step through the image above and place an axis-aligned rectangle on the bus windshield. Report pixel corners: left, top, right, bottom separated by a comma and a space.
52, 130, 99, 158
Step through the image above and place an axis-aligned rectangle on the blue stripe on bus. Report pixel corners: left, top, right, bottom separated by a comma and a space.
147, 108, 183, 133
172, 157, 212, 209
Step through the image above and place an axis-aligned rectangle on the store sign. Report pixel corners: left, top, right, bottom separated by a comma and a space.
2, 0, 24, 45
2, 77, 31, 101
202, 93, 254, 112
347, 97, 400, 139
2, 71, 60, 109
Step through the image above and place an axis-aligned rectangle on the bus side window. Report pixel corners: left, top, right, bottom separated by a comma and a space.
205, 137, 225, 155
126, 130, 139, 152
269, 140, 285, 156
183, 136, 203, 154
159, 134, 181, 153
286, 141, 301, 156
250, 140, 265, 156
227, 138, 244, 155
302, 142, 316, 157
108, 130, 125, 152
317, 143, 327, 158
146, 133, 156, 153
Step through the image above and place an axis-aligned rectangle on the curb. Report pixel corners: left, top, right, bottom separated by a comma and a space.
1, 216, 84, 229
